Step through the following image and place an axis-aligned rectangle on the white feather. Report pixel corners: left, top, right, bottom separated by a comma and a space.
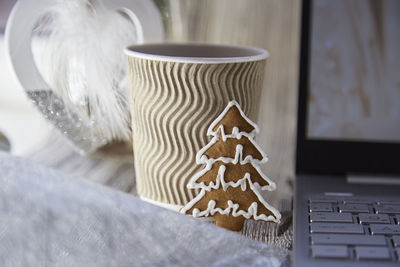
32, 0, 137, 144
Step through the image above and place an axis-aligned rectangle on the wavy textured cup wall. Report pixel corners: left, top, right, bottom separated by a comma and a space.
127, 57, 266, 206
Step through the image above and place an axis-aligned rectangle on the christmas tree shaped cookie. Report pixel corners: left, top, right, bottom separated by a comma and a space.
181, 100, 281, 231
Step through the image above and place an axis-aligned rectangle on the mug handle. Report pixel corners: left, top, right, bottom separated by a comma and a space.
5, 0, 164, 92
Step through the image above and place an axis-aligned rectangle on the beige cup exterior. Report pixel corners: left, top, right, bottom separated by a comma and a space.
126, 48, 266, 206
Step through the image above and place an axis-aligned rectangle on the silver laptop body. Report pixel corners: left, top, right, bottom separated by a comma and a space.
294, 0, 400, 266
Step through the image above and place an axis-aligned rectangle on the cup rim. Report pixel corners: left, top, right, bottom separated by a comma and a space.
124, 43, 269, 63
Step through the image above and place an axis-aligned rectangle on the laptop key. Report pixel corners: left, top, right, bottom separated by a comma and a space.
309, 203, 333, 212
370, 224, 400, 235
310, 212, 353, 223
339, 203, 369, 213
311, 245, 349, 259
375, 204, 400, 214
355, 246, 391, 260
378, 200, 400, 206
311, 234, 386, 246
343, 198, 372, 204
310, 223, 364, 234
309, 197, 338, 203
396, 215, 400, 224
359, 214, 390, 224
393, 236, 400, 247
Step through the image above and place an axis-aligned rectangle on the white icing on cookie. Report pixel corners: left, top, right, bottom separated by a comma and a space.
196, 133, 268, 165
207, 100, 259, 139
181, 178, 281, 223
187, 161, 276, 192
181, 100, 282, 224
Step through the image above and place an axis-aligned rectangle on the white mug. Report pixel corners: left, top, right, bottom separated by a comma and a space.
5, 0, 164, 153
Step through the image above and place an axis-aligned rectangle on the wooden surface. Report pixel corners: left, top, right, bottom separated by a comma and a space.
164, 0, 301, 202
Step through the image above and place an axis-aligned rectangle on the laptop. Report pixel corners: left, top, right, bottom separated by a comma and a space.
294, 0, 400, 266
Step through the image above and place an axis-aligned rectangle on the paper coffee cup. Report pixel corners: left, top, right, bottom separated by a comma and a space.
125, 43, 268, 208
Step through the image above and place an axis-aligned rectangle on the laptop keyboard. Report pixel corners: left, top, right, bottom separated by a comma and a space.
309, 196, 400, 261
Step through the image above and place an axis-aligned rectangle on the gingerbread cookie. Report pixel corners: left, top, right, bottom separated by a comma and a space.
181, 100, 281, 231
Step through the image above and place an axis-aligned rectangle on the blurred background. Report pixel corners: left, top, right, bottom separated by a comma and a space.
308, 0, 400, 143
0, 0, 300, 201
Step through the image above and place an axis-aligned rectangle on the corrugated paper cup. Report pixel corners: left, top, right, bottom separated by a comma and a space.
125, 43, 268, 209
